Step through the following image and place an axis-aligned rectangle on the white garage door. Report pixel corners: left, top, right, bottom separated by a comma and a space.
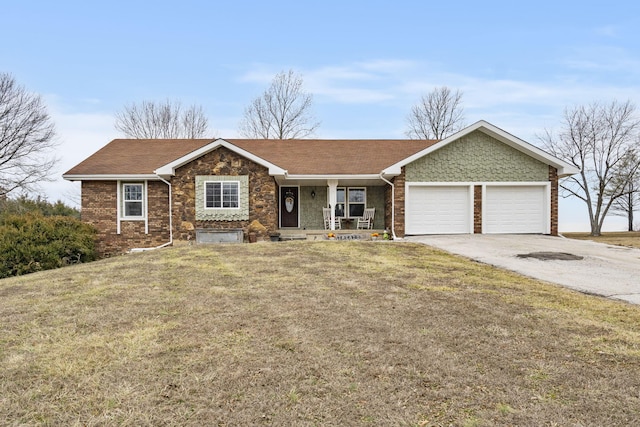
406, 185, 472, 234
484, 185, 547, 234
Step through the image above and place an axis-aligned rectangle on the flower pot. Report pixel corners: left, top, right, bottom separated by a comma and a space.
270, 234, 280, 242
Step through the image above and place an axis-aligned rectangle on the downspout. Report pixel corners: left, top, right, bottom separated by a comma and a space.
379, 172, 398, 240
130, 176, 173, 252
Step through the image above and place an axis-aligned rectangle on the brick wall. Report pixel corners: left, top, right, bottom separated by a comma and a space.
81, 180, 170, 256
80, 147, 278, 254
474, 185, 482, 233
384, 181, 392, 233
388, 168, 406, 237
81, 181, 117, 253
549, 166, 559, 236
172, 146, 278, 241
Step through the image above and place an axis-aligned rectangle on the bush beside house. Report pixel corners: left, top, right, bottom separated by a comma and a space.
0, 197, 97, 278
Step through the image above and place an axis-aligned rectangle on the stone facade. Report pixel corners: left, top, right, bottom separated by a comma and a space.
172, 146, 278, 242
81, 180, 170, 256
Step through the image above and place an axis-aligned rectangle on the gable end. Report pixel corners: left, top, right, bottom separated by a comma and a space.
406, 130, 549, 182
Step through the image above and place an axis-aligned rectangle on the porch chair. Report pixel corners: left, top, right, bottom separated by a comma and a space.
323, 207, 341, 230
357, 208, 375, 230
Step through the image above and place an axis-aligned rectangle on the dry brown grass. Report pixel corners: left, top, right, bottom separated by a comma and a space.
1, 241, 640, 426
563, 231, 640, 249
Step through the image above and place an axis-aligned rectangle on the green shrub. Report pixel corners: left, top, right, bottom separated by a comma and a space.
0, 213, 96, 278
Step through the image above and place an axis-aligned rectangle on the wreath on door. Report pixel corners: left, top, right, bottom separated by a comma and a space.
285, 190, 295, 213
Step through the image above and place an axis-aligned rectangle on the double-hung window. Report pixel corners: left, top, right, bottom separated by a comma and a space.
347, 188, 366, 217
335, 187, 366, 218
205, 181, 239, 209
122, 183, 144, 218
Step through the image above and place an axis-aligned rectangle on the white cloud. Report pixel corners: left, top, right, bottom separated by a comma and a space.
238, 60, 418, 105
595, 25, 618, 38
237, 68, 275, 84
562, 45, 640, 73
37, 101, 117, 206
53, 110, 117, 171
355, 59, 416, 73
313, 86, 395, 104
307, 66, 380, 82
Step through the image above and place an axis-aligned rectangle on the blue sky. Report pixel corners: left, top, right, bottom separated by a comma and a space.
2, 0, 640, 230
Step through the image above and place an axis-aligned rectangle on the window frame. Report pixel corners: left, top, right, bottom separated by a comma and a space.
121, 182, 145, 220
334, 187, 367, 218
204, 180, 240, 209
347, 187, 366, 218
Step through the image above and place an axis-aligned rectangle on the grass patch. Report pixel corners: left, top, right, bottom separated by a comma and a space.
563, 231, 640, 249
1, 241, 640, 425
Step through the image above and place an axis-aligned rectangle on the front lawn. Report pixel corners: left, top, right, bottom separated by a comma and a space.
1, 241, 639, 426
563, 231, 640, 249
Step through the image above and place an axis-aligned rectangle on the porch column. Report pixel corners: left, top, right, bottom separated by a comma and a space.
327, 179, 338, 231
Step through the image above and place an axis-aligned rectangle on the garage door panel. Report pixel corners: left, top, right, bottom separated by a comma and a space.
406, 186, 471, 234
484, 186, 546, 234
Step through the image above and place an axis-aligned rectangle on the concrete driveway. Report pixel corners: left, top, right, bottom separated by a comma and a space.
404, 234, 640, 305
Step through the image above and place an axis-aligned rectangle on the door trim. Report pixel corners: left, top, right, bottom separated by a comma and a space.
279, 185, 300, 228
404, 182, 474, 235
482, 182, 550, 234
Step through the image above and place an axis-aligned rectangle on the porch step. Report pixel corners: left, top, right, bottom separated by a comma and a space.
277, 230, 385, 241
278, 234, 307, 241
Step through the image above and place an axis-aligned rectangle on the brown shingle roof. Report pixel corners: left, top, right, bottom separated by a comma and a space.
227, 139, 437, 175
64, 139, 214, 175
64, 138, 438, 176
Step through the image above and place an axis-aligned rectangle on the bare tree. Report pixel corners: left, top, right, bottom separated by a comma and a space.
0, 73, 57, 198
115, 99, 210, 138
405, 86, 465, 140
540, 100, 640, 236
239, 70, 320, 139
607, 151, 640, 231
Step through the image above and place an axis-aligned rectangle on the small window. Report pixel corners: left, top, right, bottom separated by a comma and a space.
205, 181, 239, 209
123, 183, 144, 218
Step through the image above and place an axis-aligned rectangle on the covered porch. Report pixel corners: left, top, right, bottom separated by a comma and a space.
275, 177, 390, 234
